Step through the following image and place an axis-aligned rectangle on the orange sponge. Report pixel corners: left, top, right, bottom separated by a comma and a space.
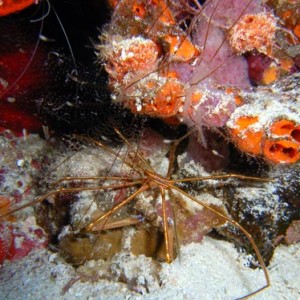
229, 13, 277, 56
163, 35, 201, 62
149, 0, 175, 26
228, 116, 300, 164
0, 0, 37, 16
127, 79, 185, 118
228, 116, 263, 156
270, 119, 295, 136
263, 140, 300, 164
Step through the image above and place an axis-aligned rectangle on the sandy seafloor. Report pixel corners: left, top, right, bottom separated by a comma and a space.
0, 132, 300, 300
0, 238, 299, 300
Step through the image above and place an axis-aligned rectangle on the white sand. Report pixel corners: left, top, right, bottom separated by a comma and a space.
0, 237, 299, 300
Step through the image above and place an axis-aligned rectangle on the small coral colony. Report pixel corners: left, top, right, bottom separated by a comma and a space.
1, 0, 300, 298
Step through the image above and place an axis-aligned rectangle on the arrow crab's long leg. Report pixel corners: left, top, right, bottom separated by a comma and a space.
169, 182, 270, 299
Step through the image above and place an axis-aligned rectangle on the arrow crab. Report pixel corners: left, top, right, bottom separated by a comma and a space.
1, 125, 274, 299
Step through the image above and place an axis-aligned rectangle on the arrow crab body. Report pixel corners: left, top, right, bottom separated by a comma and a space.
1, 127, 273, 298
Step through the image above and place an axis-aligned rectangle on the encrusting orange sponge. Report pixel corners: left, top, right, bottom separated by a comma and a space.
163, 35, 201, 63
263, 140, 300, 164
228, 116, 263, 156
270, 119, 295, 136
125, 78, 185, 118
227, 104, 300, 164
103, 37, 159, 85
271, 0, 300, 43
263, 120, 300, 163
0, 0, 37, 16
229, 12, 277, 56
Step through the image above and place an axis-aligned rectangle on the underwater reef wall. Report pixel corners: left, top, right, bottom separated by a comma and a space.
0, 0, 300, 299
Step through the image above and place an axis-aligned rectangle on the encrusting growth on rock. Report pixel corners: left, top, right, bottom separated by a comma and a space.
100, 0, 300, 164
